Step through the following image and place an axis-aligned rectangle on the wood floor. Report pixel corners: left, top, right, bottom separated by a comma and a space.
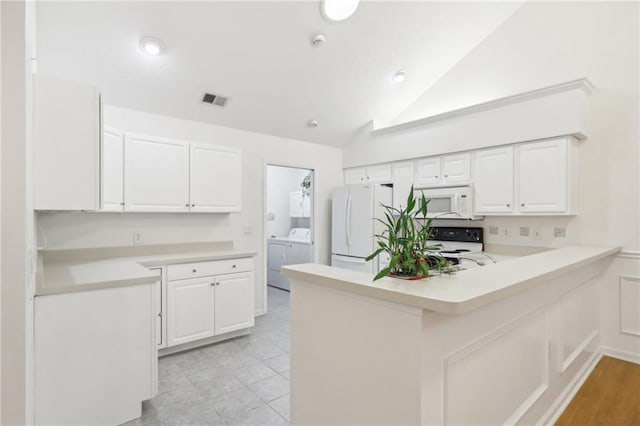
556, 356, 640, 426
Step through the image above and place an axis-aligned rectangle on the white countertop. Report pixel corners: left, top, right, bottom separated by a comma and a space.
37, 246, 257, 296
282, 245, 620, 314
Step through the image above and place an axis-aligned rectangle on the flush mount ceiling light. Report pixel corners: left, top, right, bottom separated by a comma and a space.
139, 37, 164, 56
321, 0, 360, 22
392, 71, 406, 83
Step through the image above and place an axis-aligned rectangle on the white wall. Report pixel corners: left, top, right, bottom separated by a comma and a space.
266, 166, 310, 238
345, 1, 640, 359
37, 105, 343, 314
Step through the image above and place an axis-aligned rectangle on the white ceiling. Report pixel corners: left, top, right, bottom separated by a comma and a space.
36, 1, 524, 147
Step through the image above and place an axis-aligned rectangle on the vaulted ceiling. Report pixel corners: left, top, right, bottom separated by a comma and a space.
36, 1, 524, 146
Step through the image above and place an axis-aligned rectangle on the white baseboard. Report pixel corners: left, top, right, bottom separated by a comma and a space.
602, 346, 640, 364
538, 350, 603, 426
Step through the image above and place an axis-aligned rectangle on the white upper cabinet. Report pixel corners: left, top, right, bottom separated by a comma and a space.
474, 147, 514, 214
414, 157, 441, 187
289, 190, 311, 217
414, 154, 471, 188
442, 153, 471, 184
34, 76, 101, 211
392, 161, 414, 209
344, 168, 366, 184
124, 133, 190, 212
101, 127, 124, 211
518, 139, 570, 214
190, 143, 242, 212
344, 164, 392, 184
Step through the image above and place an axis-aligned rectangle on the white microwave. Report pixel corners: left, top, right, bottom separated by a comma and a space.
417, 185, 482, 220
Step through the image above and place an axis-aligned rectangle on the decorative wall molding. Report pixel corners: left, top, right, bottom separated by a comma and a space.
372, 78, 595, 135
619, 275, 640, 337
602, 346, 640, 365
538, 350, 603, 426
444, 308, 548, 425
618, 251, 640, 260
561, 331, 598, 373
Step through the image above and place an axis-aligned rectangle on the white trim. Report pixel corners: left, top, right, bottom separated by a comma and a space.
619, 275, 640, 337
601, 347, 640, 365
372, 78, 595, 134
561, 330, 598, 373
537, 350, 602, 426
618, 251, 640, 260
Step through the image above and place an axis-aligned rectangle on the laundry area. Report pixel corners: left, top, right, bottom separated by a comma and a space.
266, 165, 314, 291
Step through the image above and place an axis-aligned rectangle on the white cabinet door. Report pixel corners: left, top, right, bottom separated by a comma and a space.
102, 127, 124, 211
214, 272, 255, 335
344, 168, 366, 184
366, 164, 392, 183
124, 133, 190, 212
442, 153, 471, 184
474, 147, 514, 214
267, 240, 288, 288
190, 143, 242, 212
392, 161, 415, 210
34, 76, 101, 211
518, 139, 568, 213
289, 191, 304, 217
167, 277, 215, 347
414, 157, 441, 187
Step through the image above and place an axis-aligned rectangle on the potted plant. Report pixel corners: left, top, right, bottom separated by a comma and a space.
366, 186, 455, 281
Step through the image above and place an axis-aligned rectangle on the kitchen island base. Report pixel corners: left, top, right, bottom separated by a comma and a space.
288, 253, 614, 425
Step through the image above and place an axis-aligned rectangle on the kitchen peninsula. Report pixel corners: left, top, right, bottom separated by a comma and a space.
283, 245, 619, 425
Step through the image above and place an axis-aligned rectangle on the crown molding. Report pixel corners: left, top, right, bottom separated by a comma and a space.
373, 78, 595, 135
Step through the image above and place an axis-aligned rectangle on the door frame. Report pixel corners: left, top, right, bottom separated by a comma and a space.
263, 162, 317, 314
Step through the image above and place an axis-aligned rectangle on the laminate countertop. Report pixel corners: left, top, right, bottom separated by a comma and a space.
282, 245, 620, 315
36, 243, 257, 296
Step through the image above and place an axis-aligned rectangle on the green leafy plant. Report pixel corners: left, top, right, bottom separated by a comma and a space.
366, 186, 455, 281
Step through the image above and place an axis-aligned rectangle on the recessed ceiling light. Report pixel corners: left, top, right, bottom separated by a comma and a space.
321, 0, 360, 22
392, 71, 406, 83
140, 37, 164, 56
307, 119, 319, 128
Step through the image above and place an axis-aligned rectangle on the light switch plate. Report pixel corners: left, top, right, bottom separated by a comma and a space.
519, 226, 530, 237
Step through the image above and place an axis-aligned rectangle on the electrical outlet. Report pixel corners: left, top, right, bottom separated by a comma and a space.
554, 227, 566, 238
132, 232, 143, 245
489, 226, 499, 236
519, 226, 530, 237
532, 227, 543, 240
503, 227, 511, 239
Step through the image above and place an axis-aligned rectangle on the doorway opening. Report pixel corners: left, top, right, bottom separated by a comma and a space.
265, 165, 315, 294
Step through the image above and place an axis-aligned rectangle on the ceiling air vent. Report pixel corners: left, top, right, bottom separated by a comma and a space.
202, 92, 228, 107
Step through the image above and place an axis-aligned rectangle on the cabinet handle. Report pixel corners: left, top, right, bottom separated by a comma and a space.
192, 269, 197, 273
506, 204, 510, 207
232, 264, 236, 268
211, 282, 215, 286
435, 175, 439, 179
444, 175, 448, 178
521, 203, 525, 207
120, 202, 125, 206
185, 204, 189, 207
191, 204, 195, 207
366, 176, 370, 180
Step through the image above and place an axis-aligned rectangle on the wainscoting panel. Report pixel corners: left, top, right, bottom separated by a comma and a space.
558, 280, 599, 372
620, 275, 640, 337
444, 309, 548, 425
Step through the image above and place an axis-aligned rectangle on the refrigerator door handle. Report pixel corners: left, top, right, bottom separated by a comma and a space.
335, 256, 366, 264
346, 194, 352, 247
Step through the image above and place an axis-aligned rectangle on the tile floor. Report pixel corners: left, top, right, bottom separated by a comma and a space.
124, 286, 291, 426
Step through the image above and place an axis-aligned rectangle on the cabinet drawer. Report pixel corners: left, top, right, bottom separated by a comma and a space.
168, 258, 253, 280
214, 258, 253, 275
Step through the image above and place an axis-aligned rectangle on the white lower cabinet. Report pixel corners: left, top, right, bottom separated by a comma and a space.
167, 277, 216, 347
215, 272, 254, 335
165, 258, 255, 348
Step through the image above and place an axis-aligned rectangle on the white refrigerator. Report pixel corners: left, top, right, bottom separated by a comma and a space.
331, 184, 392, 273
